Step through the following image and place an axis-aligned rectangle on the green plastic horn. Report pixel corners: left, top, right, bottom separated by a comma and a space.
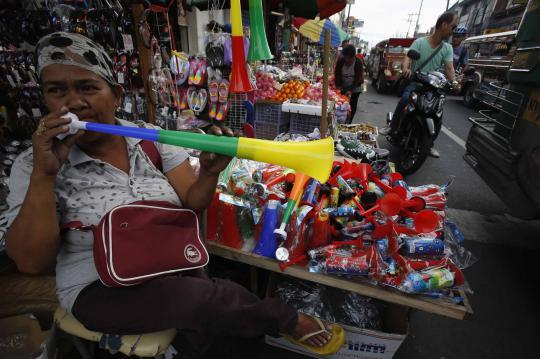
248, 0, 273, 61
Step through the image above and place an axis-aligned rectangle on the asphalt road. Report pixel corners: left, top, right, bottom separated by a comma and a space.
352, 87, 510, 216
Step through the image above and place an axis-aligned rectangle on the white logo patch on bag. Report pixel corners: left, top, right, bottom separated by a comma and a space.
184, 244, 202, 263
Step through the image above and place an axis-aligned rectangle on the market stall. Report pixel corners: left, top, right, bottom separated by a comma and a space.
0, 1, 476, 358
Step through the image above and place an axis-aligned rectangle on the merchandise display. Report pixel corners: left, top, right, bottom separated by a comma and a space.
209, 156, 476, 299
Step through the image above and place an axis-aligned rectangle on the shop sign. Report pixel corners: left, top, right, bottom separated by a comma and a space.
523, 90, 540, 125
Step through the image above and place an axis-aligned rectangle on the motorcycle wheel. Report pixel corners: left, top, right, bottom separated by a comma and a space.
463, 84, 478, 108
396, 121, 431, 175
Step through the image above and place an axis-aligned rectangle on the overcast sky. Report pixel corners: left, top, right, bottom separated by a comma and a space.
345, 0, 460, 47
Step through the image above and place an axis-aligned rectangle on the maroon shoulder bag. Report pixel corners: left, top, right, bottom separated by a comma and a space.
63, 141, 208, 287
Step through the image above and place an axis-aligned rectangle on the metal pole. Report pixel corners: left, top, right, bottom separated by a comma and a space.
414, 0, 424, 37
321, 29, 330, 139
346, 3, 352, 30
446, 0, 451, 10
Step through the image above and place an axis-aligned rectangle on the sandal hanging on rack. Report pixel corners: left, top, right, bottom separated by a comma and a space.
215, 101, 229, 122
187, 86, 198, 112
208, 80, 219, 119
218, 79, 229, 103
170, 51, 189, 85
188, 57, 198, 85
148, 69, 161, 106
130, 53, 143, 89
178, 87, 188, 110
193, 57, 206, 86
194, 89, 207, 114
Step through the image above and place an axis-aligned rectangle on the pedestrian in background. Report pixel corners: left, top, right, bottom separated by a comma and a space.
335, 44, 364, 123
452, 27, 469, 73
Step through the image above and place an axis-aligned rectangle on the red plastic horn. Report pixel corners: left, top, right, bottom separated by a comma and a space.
399, 209, 440, 234
361, 192, 402, 217
358, 163, 372, 180
221, 202, 244, 248
371, 176, 393, 193
230, 0, 253, 93
401, 196, 426, 212
357, 163, 372, 188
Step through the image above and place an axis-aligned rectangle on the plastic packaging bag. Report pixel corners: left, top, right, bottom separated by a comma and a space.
275, 278, 384, 330
444, 220, 478, 270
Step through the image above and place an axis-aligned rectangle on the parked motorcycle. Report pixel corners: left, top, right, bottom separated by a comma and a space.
385, 49, 474, 175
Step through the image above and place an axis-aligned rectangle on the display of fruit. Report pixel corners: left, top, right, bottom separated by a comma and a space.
254, 72, 277, 101
303, 82, 338, 103
271, 80, 309, 102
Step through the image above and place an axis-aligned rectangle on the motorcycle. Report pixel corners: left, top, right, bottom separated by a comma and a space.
385, 49, 474, 175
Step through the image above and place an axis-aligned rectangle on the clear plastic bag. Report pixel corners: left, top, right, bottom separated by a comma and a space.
444, 220, 478, 270
275, 279, 333, 323
275, 278, 384, 330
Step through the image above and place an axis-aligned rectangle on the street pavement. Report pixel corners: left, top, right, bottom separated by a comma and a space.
219, 85, 540, 359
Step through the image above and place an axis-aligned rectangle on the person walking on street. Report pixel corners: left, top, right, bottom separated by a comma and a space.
335, 45, 364, 124
452, 27, 469, 73
379, 11, 459, 158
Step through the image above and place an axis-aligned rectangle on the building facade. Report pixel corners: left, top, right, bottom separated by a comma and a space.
449, 0, 527, 35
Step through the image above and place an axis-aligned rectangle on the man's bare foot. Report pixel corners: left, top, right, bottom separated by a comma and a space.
291, 313, 333, 347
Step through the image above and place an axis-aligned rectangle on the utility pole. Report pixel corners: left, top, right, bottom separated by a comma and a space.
414, 0, 424, 37
406, 13, 418, 37
346, 3, 352, 31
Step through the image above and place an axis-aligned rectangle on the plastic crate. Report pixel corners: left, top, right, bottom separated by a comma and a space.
255, 122, 290, 140
289, 112, 322, 135
254, 101, 290, 125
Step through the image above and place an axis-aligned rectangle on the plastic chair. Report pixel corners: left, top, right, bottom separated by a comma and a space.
53, 307, 176, 358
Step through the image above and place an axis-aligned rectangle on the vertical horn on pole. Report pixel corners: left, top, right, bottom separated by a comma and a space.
230, 0, 253, 93
247, 0, 273, 61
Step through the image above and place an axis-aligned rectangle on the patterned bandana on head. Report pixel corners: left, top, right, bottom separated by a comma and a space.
36, 32, 117, 85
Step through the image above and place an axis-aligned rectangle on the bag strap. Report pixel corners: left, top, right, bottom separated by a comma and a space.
140, 140, 163, 172
61, 138, 163, 232
417, 43, 444, 72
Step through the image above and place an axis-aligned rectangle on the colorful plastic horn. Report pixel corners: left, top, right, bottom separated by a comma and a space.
274, 173, 310, 238
247, 0, 273, 61
63, 119, 334, 182
230, 0, 253, 93
253, 200, 281, 258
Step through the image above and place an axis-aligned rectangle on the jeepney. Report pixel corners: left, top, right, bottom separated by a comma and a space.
460, 30, 518, 106
368, 38, 415, 94
464, 0, 540, 219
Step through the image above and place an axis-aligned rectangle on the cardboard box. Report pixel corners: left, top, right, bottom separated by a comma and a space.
266, 290, 408, 359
